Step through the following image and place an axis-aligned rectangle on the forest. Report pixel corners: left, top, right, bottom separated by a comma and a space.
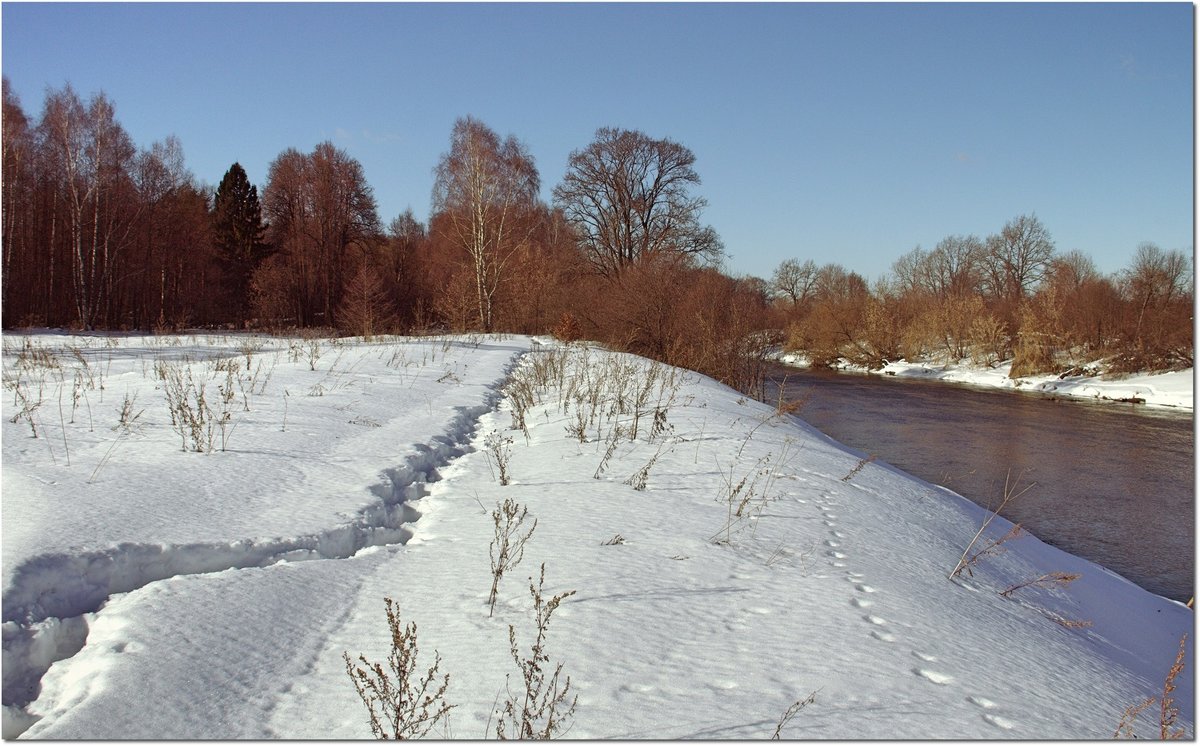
2, 78, 1192, 394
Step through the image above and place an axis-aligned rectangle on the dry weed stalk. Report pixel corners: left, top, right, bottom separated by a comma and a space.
1114, 697, 1157, 739
999, 571, 1081, 597
772, 688, 820, 739
488, 498, 537, 616
1159, 633, 1188, 739
841, 454, 876, 482
949, 471, 1034, 581
344, 598, 455, 739
495, 564, 578, 740
711, 441, 794, 546
1113, 633, 1189, 739
623, 437, 674, 492
484, 430, 515, 486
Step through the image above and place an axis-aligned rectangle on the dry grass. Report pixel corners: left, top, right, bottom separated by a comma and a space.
772, 689, 819, 739
1113, 633, 1189, 739
949, 471, 1034, 581
841, 454, 876, 482
999, 571, 1081, 598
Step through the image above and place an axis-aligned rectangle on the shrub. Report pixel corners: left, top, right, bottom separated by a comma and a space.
495, 564, 578, 740
488, 498, 537, 616
343, 598, 455, 739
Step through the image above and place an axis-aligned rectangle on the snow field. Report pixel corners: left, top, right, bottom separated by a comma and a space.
3, 334, 1193, 739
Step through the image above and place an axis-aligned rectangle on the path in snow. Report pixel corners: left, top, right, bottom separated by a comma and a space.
3, 338, 527, 738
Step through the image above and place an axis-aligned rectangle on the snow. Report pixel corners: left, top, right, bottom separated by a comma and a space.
2, 332, 1193, 739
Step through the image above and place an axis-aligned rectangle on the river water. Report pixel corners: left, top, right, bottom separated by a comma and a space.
766, 366, 1195, 602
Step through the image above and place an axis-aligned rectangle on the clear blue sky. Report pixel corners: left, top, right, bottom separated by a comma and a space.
3, 2, 1193, 281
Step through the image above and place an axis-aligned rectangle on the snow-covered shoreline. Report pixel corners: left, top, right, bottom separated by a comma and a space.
2, 333, 1192, 739
776, 352, 1194, 411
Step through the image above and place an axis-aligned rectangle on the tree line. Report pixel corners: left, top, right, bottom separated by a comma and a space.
2, 81, 769, 392
769, 215, 1192, 375
2, 77, 1191, 393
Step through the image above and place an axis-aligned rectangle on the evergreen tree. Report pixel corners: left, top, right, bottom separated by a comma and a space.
212, 162, 271, 322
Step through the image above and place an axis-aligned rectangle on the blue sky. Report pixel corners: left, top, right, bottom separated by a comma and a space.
2, 2, 1193, 281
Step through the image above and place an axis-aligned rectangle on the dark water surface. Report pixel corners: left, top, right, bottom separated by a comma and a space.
767, 366, 1195, 602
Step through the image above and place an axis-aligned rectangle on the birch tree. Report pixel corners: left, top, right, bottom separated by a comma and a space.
37, 84, 138, 329
431, 116, 540, 332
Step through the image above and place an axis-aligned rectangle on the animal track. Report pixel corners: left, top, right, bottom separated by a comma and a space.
854, 583, 876, 593
851, 597, 873, 608
870, 629, 895, 642
914, 668, 953, 685
983, 714, 1015, 730
864, 614, 887, 626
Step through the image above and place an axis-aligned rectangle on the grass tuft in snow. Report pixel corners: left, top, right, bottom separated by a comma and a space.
343, 597, 455, 740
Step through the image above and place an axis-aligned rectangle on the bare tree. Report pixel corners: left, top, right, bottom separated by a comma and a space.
431, 116, 540, 332
262, 142, 380, 326
927, 234, 985, 298
1118, 242, 1193, 369
770, 258, 818, 308
552, 127, 723, 278
891, 236, 983, 300
982, 214, 1055, 306
38, 84, 139, 329
2, 77, 35, 324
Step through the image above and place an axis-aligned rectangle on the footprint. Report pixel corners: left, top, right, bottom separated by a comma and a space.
830, 530, 845, 539
871, 630, 895, 642
912, 651, 937, 662
829, 551, 846, 559
823, 519, 837, 527
851, 597, 873, 608
854, 583, 876, 593
864, 614, 887, 626
830, 561, 847, 568
847, 571, 865, 580
825, 539, 840, 548
983, 714, 1015, 730
914, 669, 953, 685
968, 696, 998, 710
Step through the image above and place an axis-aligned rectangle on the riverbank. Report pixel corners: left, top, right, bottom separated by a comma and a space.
2, 333, 1192, 739
776, 352, 1193, 411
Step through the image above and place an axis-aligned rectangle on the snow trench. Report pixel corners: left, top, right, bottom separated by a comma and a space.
1, 354, 520, 737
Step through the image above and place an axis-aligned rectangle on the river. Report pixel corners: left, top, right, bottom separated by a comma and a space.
766, 365, 1194, 603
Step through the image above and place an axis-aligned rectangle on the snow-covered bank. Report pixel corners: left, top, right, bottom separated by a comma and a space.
777, 351, 1194, 410
2, 334, 1192, 739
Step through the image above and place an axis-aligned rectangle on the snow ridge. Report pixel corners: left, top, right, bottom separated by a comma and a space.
1, 352, 521, 733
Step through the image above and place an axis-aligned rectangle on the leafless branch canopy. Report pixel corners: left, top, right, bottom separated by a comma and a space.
553, 127, 723, 278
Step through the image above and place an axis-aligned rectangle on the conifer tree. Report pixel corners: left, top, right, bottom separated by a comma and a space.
212, 162, 271, 322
